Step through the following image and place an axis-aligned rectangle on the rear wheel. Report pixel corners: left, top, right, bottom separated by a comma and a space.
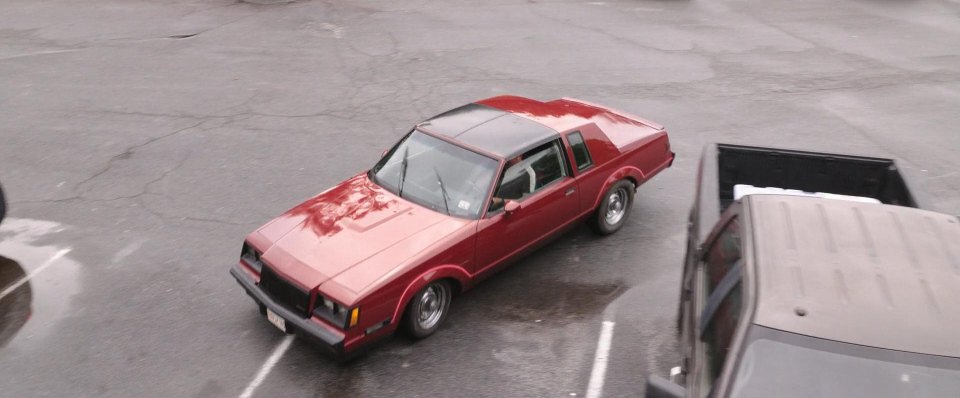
589, 180, 635, 235
402, 280, 452, 339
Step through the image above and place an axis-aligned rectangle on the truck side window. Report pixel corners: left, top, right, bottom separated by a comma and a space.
701, 284, 742, 395
566, 131, 593, 171
489, 140, 567, 211
697, 217, 742, 396
705, 219, 741, 295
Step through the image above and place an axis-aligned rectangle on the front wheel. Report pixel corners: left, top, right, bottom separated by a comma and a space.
589, 180, 635, 235
401, 280, 452, 339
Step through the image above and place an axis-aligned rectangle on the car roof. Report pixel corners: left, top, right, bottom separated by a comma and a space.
418, 102, 558, 158
745, 194, 960, 357
477, 95, 663, 133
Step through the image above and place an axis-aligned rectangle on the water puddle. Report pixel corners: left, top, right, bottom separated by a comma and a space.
0, 255, 30, 348
0, 218, 80, 349
476, 279, 626, 323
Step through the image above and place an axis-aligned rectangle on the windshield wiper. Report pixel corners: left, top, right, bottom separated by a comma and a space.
433, 167, 451, 216
398, 145, 409, 197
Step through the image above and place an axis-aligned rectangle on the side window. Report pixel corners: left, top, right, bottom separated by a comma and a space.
567, 131, 593, 171
489, 141, 567, 211
705, 219, 741, 296
697, 217, 743, 396
701, 284, 742, 394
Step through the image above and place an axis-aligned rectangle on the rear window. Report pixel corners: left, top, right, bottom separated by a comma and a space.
567, 132, 593, 171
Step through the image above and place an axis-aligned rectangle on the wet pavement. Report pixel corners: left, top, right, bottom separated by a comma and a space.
0, 255, 31, 349
1, 0, 959, 397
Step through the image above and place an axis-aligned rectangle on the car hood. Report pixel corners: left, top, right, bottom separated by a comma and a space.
251, 173, 472, 299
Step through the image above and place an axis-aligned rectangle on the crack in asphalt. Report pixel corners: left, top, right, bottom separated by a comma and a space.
10, 110, 285, 227
72, 120, 206, 196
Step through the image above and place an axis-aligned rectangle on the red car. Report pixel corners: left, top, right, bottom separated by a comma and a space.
230, 96, 674, 357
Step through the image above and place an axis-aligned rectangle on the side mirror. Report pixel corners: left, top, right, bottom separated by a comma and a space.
645, 375, 685, 398
504, 200, 521, 215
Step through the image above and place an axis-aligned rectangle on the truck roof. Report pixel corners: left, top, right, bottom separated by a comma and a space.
745, 194, 960, 357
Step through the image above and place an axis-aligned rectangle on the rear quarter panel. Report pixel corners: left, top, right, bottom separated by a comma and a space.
572, 122, 673, 211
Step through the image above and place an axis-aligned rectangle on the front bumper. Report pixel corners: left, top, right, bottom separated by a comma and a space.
229, 265, 346, 356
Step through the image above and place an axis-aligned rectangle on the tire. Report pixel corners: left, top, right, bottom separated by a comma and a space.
589, 180, 635, 235
401, 280, 452, 339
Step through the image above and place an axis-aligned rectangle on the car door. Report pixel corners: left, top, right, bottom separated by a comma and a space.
473, 139, 579, 276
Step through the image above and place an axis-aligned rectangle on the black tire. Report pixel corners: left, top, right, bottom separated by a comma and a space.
589, 180, 635, 235
401, 280, 452, 339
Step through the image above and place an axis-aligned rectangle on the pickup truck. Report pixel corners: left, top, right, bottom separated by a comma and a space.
647, 144, 960, 397
230, 96, 674, 357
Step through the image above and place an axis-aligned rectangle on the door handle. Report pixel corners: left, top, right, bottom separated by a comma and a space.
564, 187, 576, 196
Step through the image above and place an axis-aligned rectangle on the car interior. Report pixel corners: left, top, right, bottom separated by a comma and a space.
489, 140, 566, 212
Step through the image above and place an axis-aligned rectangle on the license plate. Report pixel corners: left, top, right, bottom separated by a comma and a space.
266, 308, 287, 333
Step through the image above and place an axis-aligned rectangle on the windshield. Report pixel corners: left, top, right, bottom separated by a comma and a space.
730, 327, 960, 397
370, 130, 499, 219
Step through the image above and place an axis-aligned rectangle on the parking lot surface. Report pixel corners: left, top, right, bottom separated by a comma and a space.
1, 0, 958, 397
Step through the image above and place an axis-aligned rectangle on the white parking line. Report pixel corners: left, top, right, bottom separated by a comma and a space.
0, 248, 70, 301
239, 335, 294, 398
585, 321, 616, 398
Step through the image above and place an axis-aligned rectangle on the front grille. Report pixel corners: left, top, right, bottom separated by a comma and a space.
258, 265, 311, 317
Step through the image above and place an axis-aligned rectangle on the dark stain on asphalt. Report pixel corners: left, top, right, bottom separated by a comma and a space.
472, 278, 626, 323
240, 0, 301, 5
0, 256, 31, 349
316, 362, 360, 397
193, 379, 225, 398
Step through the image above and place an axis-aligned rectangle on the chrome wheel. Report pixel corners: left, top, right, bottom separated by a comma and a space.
604, 187, 629, 225
416, 283, 448, 330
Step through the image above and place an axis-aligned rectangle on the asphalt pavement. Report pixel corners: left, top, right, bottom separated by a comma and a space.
1, 0, 959, 397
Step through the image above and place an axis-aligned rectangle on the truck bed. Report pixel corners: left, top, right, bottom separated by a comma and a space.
716, 144, 919, 211
692, 143, 924, 243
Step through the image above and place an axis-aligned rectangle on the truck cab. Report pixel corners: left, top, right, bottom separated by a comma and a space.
649, 144, 960, 397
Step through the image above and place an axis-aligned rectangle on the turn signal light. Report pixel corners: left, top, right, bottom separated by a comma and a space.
349, 307, 360, 328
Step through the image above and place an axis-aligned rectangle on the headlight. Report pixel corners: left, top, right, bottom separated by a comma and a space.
240, 242, 263, 272
312, 294, 359, 329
